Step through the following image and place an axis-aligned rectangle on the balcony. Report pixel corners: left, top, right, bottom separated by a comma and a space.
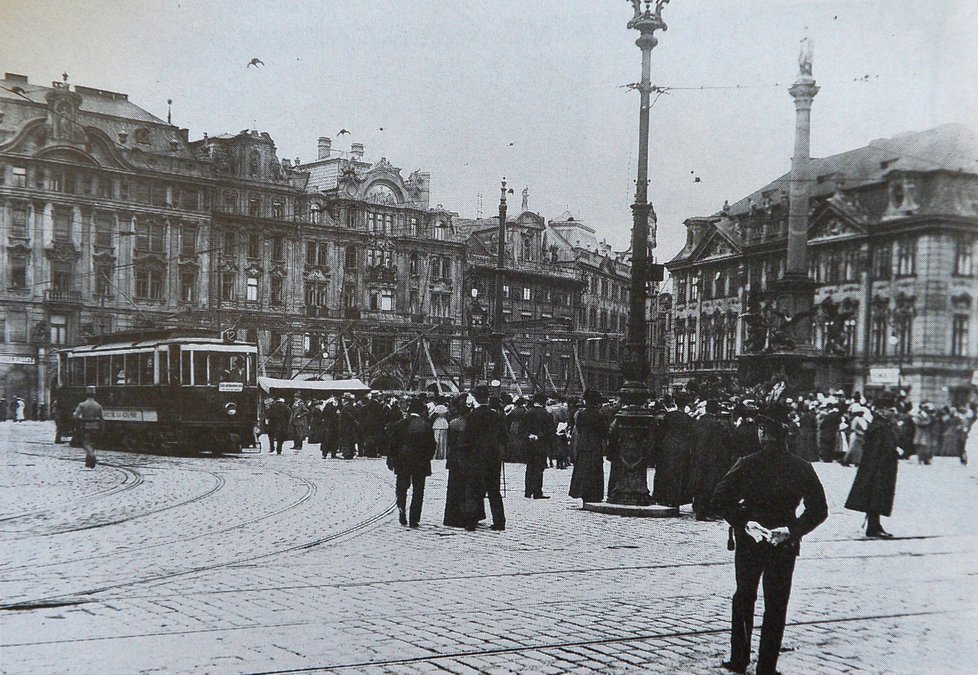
44, 289, 82, 304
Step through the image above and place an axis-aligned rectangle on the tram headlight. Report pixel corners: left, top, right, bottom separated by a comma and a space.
224, 402, 238, 417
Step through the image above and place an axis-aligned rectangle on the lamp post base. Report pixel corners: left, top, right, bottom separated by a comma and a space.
583, 501, 678, 518
606, 403, 654, 506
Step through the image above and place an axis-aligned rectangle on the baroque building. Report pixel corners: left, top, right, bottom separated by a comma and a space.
0, 73, 211, 412
666, 125, 978, 406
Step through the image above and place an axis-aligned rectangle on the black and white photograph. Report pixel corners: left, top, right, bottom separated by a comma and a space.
1, 1, 977, 673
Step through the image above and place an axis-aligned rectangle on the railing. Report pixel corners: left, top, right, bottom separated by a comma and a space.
44, 289, 82, 304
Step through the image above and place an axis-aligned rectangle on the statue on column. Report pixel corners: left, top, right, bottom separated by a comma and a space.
799, 32, 814, 76
521, 187, 529, 212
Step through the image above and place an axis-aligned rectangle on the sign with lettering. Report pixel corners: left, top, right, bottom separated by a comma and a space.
0, 355, 37, 365
219, 382, 244, 393
869, 367, 900, 386
103, 408, 158, 422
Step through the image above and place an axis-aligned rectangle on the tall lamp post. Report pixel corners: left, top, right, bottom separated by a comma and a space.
491, 178, 509, 384
607, 1, 670, 506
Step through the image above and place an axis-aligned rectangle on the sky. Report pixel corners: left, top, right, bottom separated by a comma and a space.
2, 0, 977, 261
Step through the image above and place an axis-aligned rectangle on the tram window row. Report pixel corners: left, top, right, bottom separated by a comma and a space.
62, 349, 257, 387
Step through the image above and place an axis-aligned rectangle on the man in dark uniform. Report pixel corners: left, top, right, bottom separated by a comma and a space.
72, 386, 104, 469
386, 398, 436, 527
463, 384, 506, 530
521, 393, 555, 499
712, 400, 828, 675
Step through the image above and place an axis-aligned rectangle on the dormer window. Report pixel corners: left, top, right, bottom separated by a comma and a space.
134, 128, 150, 144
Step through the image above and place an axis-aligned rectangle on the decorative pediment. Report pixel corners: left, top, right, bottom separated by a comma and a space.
45, 241, 80, 262
219, 260, 239, 273
809, 199, 868, 240
269, 264, 287, 279
303, 267, 331, 282
133, 251, 166, 268
244, 262, 263, 277
809, 216, 864, 240
6, 240, 32, 256
690, 227, 740, 262
92, 248, 116, 264
178, 257, 200, 270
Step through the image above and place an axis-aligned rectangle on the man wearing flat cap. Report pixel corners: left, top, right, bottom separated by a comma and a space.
712, 400, 828, 675
73, 386, 104, 469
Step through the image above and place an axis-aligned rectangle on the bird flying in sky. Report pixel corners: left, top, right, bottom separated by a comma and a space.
247, 58, 264, 68
338, 129, 351, 136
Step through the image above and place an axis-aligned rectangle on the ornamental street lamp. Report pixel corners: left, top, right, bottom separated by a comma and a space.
491, 179, 509, 384
606, 0, 670, 507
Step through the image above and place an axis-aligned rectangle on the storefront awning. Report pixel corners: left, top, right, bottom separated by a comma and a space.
258, 376, 371, 394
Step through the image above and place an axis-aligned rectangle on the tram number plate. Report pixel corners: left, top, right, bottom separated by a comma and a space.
219, 382, 244, 392
103, 408, 158, 422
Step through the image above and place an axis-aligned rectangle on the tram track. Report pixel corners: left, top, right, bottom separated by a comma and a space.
246, 606, 975, 674
0, 450, 145, 526
0, 498, 396, 611
3, 461, 226, 541
5, 466, 320, 573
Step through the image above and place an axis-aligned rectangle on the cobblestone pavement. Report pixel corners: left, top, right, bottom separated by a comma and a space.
2, 420, 976, 674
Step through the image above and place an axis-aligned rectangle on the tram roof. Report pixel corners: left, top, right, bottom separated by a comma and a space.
64, 335, 257, 354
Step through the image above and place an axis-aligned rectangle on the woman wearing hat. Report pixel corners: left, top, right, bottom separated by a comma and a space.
568, 390, 609, 504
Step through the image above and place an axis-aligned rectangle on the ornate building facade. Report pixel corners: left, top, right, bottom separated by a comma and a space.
0, 74, 466, 410
666, 125, 978, 406
0, 73, 212, 412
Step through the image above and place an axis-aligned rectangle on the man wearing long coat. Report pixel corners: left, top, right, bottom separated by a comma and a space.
651, 395, 694, 507
338, 395, 359, 459
568, 390, 609, 504
522, 393, 555, 499
463, 385, 506, 530
320, 396, 339, 459
266, 397, 291, 455
689, 399, 731, 520
359, 394, 387, 458
387, 398, 436, 527
845, 393, 901, 537
290, 394, 309, 450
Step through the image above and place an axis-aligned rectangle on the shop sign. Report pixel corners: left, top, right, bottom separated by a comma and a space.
869, 367, 900, 386
0, 355, 37, 365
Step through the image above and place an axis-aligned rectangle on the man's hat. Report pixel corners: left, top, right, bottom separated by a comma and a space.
873, 390, 898, 409
472, 384, 491, 403
85, 385, 97, 396
756, 401, 795, 438
583, 389, 603, 406
532, 392, 547, 405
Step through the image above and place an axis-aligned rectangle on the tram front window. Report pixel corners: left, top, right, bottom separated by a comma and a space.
213, 353, 247, 383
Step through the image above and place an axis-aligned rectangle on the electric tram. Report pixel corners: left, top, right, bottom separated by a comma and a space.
55, 328, 259, 454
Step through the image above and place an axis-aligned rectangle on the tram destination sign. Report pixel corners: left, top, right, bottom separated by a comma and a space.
103, 408, 158, 422
219, 382, 244, 392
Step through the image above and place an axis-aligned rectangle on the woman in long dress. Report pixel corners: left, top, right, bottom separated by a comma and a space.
568, 390, 609, 504
843, 406, 871, 466
432, 399, 449, 461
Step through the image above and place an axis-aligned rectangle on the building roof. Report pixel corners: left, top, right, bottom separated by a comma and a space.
722, 124, 978, 218
0, 76, 165, 124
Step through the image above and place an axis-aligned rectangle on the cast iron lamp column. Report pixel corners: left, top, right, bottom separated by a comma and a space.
607, 1, 669, 506
491, 178, 508, 383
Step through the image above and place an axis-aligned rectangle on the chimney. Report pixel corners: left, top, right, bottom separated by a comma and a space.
350, 142, 365, 160
685, 218, 709, 249
317, 136, 332, 160
178, 128, 189, 142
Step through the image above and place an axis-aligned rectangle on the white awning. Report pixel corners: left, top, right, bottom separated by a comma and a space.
258, 376, 371, 394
